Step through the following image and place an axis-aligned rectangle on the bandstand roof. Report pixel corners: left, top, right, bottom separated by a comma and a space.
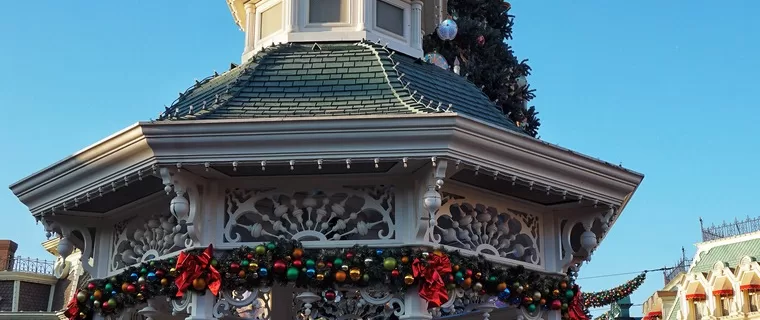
158, 41, 521, 133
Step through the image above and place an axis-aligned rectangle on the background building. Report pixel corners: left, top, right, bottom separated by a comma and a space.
642, 217, 760, 320
0, 238, 86, 319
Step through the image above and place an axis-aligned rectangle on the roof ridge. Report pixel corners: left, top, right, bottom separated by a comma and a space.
355, 40, 442, 115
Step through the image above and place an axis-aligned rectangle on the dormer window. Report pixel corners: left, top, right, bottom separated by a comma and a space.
375, 0, 407, 37
308, 0, 349, 24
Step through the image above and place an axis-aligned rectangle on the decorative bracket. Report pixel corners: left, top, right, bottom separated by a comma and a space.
160, 167, 203, 248
422, 160, 448, 243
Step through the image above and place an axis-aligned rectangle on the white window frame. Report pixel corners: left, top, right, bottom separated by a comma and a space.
303, 0, 354, 28
372, 0, 410, 43
255, 0, 285, 44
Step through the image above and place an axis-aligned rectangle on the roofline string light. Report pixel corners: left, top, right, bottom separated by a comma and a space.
36, 156, 619, 219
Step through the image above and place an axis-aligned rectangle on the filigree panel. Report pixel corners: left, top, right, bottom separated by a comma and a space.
224, 186, 396, 243
110, 213, 187, 272
433, 191, 541, 265
295, 286, 404, 320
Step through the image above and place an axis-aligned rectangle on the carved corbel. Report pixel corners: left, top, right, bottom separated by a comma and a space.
420, 160, 448, 243
160, 167, 203, 248
559, 206, 617, 271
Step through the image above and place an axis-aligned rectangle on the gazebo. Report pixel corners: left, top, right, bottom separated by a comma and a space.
9, 1, 644, 319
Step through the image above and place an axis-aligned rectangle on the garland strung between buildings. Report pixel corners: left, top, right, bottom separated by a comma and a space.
582, 273, 646, 308
65, 240, 583, 319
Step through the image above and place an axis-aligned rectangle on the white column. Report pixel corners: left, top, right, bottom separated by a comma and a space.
185, 292, 216, 320
400, 288, 432, 320
356, 0, 366, 31
11, 280, 19, 312
244, 2, 257, 54
290, 0, 300, 32
410, 1, 424, 50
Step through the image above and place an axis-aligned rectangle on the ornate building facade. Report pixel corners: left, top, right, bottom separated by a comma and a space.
642, 218, 760, 320
9, 1, 645, 319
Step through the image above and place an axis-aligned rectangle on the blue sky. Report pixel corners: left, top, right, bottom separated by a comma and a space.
1, 1, 758, 317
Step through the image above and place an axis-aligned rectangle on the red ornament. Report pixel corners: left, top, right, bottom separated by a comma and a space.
479, 289, 486, 295
465, 269, 473, 278
448, 274, 455, 283
392, 270, 400, 277
246, 253, 254, 260
87, 283, 96, 290
292, 260, 303, 268
477, 35, 485, 46
155, 270, 165, 278
273, 260, 287, 274
551, 300, 562, 310
140, 284, 147, 292
102, 301, 109, 309
230, 263, 240, 272
324, 290, 337, 301
326, 262, 333, 268
346, 252, 354, 260
126, 284, 137, 294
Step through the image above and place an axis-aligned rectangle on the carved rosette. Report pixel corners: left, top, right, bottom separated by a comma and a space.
223, 186, 396, 243
433, 192, 541, 265
213, 288, 271, 319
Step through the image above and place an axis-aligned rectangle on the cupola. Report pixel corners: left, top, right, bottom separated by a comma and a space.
227, 0, 445, 61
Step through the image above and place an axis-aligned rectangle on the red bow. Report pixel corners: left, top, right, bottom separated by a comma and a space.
568, 286, 589, 320
174, 244, 221, 297
412, 252, 452, 308
63, 293, 81, 320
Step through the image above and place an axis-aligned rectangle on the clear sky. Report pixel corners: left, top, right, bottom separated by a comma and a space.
1, 1, 758, 317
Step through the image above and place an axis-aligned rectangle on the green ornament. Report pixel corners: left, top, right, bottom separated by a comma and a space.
110, 277, 118, 284
527, 304, 537, 312
266, 243, 276, 250
306, 259, 316, 268
562, 303, 568, 311
140, 267, 148, 274
565, 289, 574, 299
104, 283, 113, 291
383, 257, 397, 271
286, 267, 299, 281
334, 258, 344, 266
211, 259, 218, 267
242, 260, 250, 267
488, 275, 498, 282
107, 298, 117, 308
150, 261, 155, 266
447, 283, 457, 290
255, 245, 267, 255
455, 271, 464, 280
362, 274, 370, 282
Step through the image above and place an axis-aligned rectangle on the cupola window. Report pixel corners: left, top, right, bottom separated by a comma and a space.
308, 0, 349, 24
375, 0, 406, 37
260, 2, 284, 40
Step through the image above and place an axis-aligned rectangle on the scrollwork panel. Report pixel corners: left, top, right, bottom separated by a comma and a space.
434, 190, 542, 265
224, 185, 396, 243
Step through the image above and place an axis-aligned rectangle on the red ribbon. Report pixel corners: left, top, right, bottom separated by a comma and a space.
412, 252, 452, 308
174, 244, 221, 297
64, 293, 80, 320
568, 286, 589, 320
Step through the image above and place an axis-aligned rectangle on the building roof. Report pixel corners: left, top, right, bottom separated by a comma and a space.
158, 41, 522, 133
691, 236, 760, 273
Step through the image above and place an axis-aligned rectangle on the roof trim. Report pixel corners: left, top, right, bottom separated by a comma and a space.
10, 113, 642, 216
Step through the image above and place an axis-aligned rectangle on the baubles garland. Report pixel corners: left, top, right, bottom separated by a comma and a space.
582, 273, 646, 308
66, 239, 580, 319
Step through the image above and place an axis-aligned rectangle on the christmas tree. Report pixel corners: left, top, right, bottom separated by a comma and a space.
423, 0, 540, 137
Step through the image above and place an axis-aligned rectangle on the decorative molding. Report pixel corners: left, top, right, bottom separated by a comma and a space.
223, 185, 396, 243
0, 271, 58, 285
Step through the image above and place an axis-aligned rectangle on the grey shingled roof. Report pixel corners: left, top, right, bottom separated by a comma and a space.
158, 41, 521, 133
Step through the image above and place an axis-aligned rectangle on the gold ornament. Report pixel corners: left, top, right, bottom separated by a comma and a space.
317, 262, 326, 269
292, 248, 304, 259
192, 278, 207, 291
404, 274, 415, 285
316, 274, 325, 281
350, 268, 362, 281
475, 272, 482, 279
161, 278, 169, 286
249, 262, 259, 271
136, 293, 144, 300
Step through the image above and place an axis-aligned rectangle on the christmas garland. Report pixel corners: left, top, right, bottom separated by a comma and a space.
65, 239, 581, 319
582, 273, 646, 308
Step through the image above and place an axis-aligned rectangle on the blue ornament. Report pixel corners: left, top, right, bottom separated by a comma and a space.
259, 267, 269, 277
376, 249, 384, 256
130, 273, 138, 281
498, 288, 511, 300
306, 268, 316, 278
510, 297, 521, 305
111, 291, 118, 296
436, 19, 458, 40
147, 272, 157, 281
